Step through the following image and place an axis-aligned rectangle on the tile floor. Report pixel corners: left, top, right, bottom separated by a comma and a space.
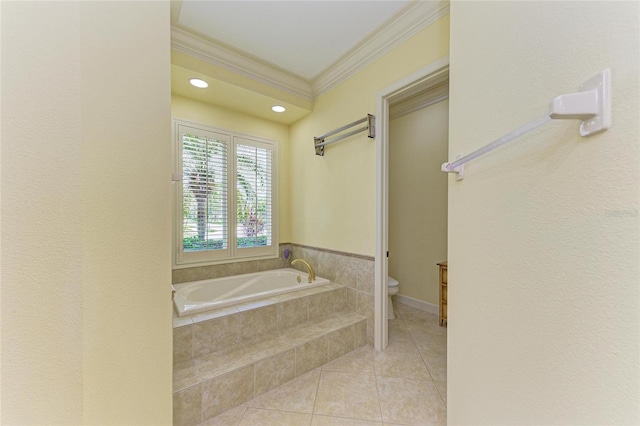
199, 301, 447, 426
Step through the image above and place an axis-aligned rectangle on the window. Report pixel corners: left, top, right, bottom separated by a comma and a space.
173, 120, 278, 267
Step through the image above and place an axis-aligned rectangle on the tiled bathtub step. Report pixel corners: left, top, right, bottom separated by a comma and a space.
173, 283, 352, 363
174, 311, 367, 391
173, 312, 367, 426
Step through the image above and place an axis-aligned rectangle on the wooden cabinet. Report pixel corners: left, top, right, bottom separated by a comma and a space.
438, 261, 447, 326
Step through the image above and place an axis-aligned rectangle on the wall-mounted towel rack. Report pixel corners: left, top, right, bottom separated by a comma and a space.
314, 114, 375, 156
442, 69, 611, 180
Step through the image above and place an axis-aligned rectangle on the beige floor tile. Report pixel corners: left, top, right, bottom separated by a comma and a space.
322, 345, 375, 375
404, 323, 444, 338
405, 324, 444, 339
313, 371, 382, 422
384, 337, 420, 353
388, 317, 409, 331
198, 403, 247, 426
424, 358, 447, 382
413, 330, 447, 347
388, 334, 415, 348
416, 345, 447, 383
311, 414, 382, 425
376, 376, 446, 426
415, 342, 447, 362
415, 345, 446, 362
249, 369, 321, 413
238, 408, 312, 426
387, 326, 414, 345
434, 381, 447, 405
373, 345, 431, 381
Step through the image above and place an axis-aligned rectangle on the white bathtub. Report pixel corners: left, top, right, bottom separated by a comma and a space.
173, 268, 329, 317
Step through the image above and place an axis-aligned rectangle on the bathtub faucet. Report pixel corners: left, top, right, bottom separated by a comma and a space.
291, 259, 315, 283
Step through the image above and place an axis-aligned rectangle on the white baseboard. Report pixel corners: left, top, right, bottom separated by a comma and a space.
393, 294, 439, 315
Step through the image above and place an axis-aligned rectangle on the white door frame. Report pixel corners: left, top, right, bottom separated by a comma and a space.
373, 56, 450, 350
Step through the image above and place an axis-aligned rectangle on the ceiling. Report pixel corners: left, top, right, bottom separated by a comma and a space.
170, 1, 448, 124
174, 1, 409, 81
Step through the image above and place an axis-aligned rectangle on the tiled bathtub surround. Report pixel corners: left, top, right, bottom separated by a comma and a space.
289, 244, 375, 345
172, 243, 376, 345
173, 283, 367, 426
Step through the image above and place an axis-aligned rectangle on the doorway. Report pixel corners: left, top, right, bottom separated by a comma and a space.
374, 56, 449, 350
389, 96, 449, 317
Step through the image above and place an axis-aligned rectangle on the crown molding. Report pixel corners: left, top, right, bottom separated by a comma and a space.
171, 1, 449, 103
171, 26, 314, 101
389, 80, 449, 120
312, 1, 450, 97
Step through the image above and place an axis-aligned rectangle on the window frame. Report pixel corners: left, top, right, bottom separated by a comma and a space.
172, 118, 278, 269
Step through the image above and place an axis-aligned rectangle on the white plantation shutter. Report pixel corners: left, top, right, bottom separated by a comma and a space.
235, 138, 273, 251
182, 133, 228, 251
173, 121, 277, 267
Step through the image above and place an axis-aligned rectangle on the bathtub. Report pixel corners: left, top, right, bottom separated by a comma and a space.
173, 268, 329, 317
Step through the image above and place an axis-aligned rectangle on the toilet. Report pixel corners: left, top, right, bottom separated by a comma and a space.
388, 277, 400, 320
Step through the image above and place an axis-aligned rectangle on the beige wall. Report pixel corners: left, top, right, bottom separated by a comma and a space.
389, 100, 448, 306
171, 95, 291, 244
1, 2, 173, 424
448, 2, 639, 424
289, 15, 450, 255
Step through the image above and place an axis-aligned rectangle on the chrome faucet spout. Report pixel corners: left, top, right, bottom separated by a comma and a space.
291, 259, 315, 283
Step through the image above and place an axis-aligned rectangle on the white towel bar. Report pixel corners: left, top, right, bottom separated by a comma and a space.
442, 69, 611, 180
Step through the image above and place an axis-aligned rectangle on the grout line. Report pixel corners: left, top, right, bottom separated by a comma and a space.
310, 368, 322, 415
233, 404, 248, 426
396, 302, 448, 407
237, 406, 315, 425
374, 364, 385, 423
434, 381, 447, 406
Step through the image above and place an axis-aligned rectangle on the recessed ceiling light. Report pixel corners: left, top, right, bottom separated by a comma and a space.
272, 105, 286, 113
189, 78, 208, 89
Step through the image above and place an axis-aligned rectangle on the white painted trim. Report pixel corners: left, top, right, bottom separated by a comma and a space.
374, 95, 390, 351
171, 1, 449, 101
171, 26, 314, 101
170, 0, 183, 25
313, 1, 450, 97
374, 56, 449, 351
390, 94, 449, 121
394, 294, 439, 316
389, 78, 449, 120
